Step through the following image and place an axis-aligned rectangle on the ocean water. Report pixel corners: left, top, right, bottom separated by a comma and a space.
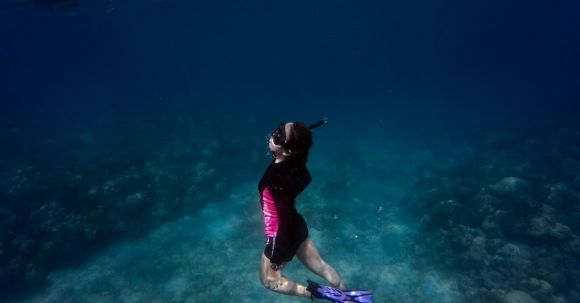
1, 1, 579, 302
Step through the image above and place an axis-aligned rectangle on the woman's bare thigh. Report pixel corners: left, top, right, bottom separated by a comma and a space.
296, 237, 324, 272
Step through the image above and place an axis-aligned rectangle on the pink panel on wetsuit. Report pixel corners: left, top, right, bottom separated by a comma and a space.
262, 188, 279, 237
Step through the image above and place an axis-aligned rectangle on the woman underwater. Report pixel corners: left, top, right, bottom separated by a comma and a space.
258, 120, 372, 302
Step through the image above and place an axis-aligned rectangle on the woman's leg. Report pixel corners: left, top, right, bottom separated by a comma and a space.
259, 252, 311, 297
296, 237, 346, 289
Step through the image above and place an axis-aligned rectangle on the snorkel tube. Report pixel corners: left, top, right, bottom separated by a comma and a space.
308, 117, 328, 130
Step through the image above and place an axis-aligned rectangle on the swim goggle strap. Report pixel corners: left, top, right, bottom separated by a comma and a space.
270, 118, 328, 147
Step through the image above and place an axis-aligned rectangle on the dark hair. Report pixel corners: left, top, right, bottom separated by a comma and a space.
284, 122, 313, 162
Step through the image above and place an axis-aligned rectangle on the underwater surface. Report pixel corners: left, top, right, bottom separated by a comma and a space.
1, 1, 579, 302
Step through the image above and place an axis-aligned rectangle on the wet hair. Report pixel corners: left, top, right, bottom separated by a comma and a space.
284, 122, 313, 162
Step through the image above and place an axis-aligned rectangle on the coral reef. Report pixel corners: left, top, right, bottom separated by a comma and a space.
400, 128, 580, 303
0, 113, 260, 299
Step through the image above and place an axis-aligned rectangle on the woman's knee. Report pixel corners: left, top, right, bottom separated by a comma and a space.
260, 275, 283, 291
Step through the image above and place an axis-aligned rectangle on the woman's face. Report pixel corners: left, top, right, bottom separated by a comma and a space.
269, 122, 293, 154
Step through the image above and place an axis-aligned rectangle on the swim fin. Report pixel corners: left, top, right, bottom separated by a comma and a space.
306, 280, 373, 303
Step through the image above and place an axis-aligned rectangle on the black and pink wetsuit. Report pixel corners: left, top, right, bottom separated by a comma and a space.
258, 157, 312, 266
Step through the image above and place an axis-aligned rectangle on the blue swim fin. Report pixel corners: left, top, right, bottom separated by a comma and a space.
306, 280, 373, 303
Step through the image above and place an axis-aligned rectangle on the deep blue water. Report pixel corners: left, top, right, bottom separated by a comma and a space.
1, 1, 579, 302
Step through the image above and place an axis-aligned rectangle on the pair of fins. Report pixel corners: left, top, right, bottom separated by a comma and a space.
307, 280, 373, 303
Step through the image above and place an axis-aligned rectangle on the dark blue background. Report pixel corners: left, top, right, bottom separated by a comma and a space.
2, 0, 578, 119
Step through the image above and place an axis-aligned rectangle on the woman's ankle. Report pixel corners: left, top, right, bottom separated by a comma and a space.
298, 284, 312, 298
